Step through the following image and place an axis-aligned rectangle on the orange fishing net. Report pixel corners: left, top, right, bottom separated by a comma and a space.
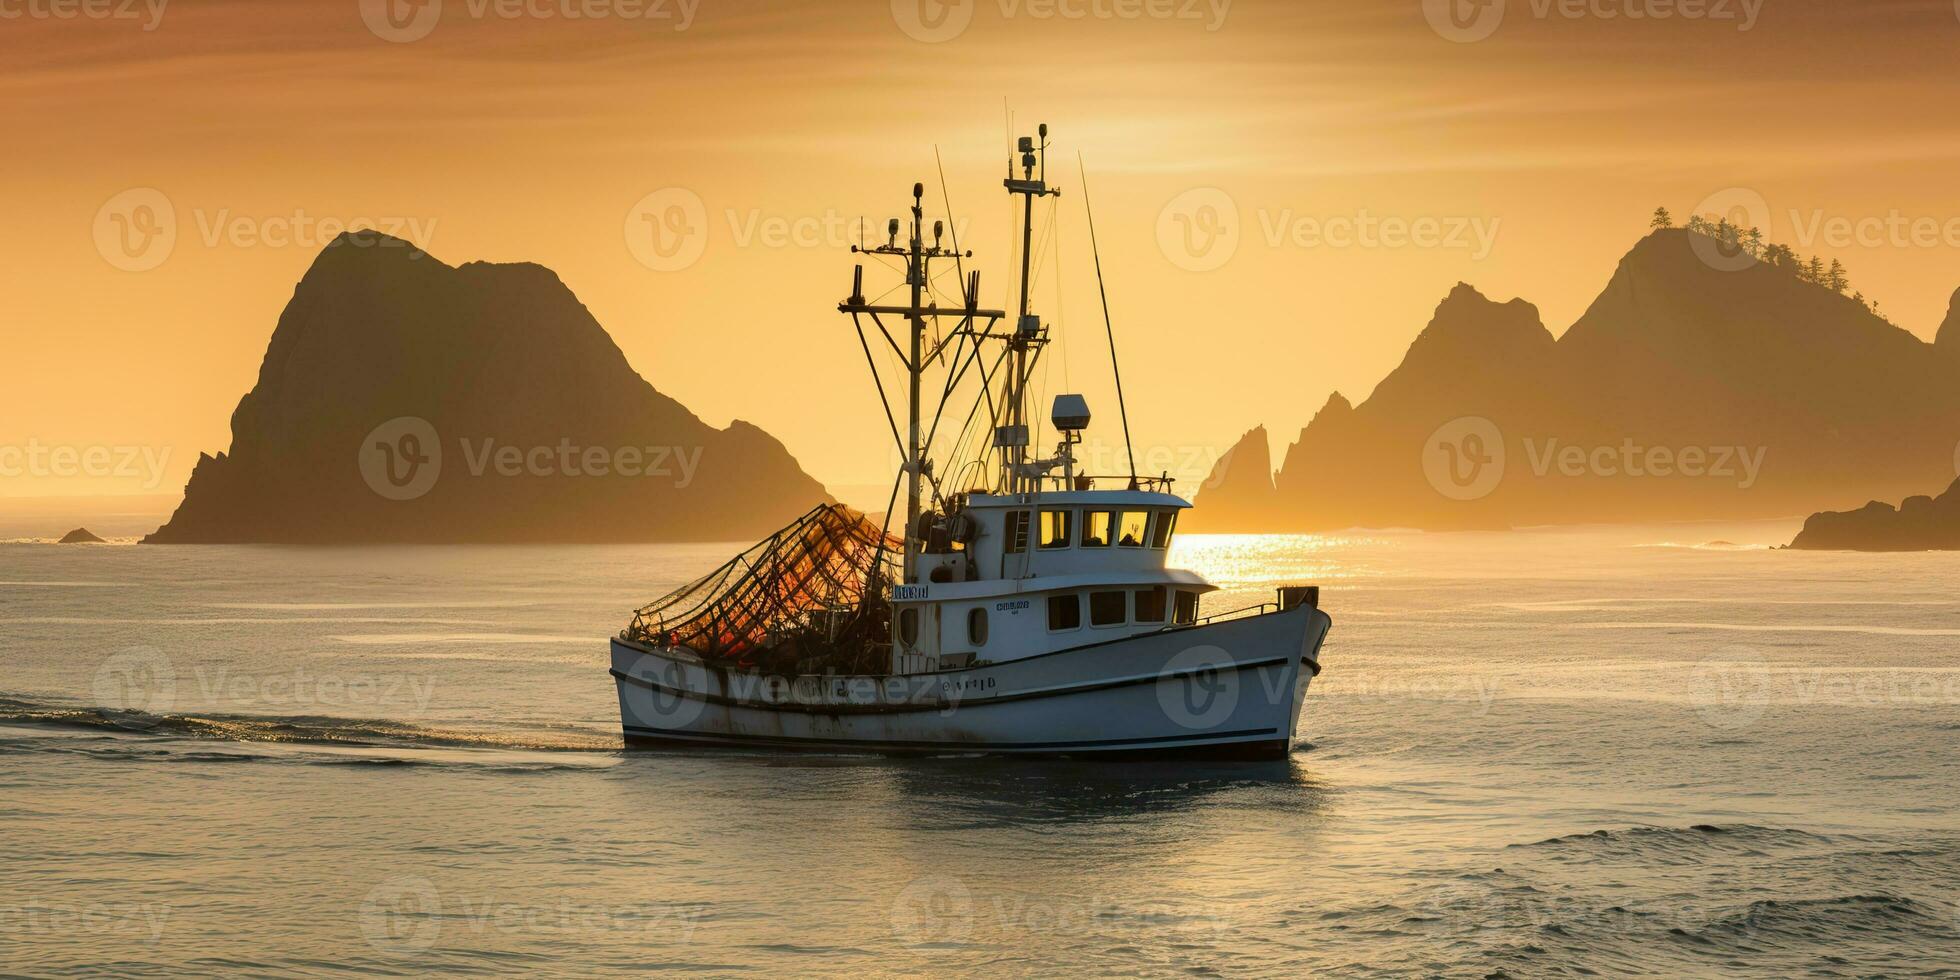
625, 504, 902, 673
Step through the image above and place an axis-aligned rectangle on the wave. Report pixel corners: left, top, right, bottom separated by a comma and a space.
1508, 824, 1837, 863
1678, 893, 1944, 948
0, 694, 619, 754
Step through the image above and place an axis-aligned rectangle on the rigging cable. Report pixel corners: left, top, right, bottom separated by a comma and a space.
1078, 152, 1138, 489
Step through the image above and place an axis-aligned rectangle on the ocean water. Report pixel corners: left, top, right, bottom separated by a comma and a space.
2, 527, 1957, 977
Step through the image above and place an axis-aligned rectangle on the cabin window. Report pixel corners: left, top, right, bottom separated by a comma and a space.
1148, 511, 1176, 549
1004, 511, 1031, 554
1135, 586, 1167, 623
1047, 594, 1081, 631
1082, 511, 1114, 548
967, 607, 988, 646
1090, 590, 1127, 627
1117, 511, 1148, 547
1039, 509, 1073, 549
899, 607, 920, 645
1173, 591, 1199, 625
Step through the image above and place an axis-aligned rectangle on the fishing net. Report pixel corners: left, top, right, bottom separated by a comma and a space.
624, 503, 902, 675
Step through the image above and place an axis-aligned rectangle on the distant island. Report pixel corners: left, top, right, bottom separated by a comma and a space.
145, 231, 827, 544
1191, 225, 1960, 532
1787, 477, 1960, 551
58, 527, 105, 544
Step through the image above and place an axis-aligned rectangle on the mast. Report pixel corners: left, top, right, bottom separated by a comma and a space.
1001, 124, 1060, 494
840, 184, 1001, 584
905, 184, 925, 579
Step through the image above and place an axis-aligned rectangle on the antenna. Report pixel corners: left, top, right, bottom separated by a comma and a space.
1077, 152, 1138, 490
1000, 123, 1061, 495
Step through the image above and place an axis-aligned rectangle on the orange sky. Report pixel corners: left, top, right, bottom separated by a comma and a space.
6, 0, 1960, 509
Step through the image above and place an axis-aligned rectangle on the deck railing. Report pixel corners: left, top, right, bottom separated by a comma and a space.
1036, 474, 1177, 493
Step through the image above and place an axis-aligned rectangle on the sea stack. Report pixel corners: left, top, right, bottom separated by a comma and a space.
145, 231, 828, 544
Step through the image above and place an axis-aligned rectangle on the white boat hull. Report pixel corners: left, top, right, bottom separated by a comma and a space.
611, 604, 1330, 759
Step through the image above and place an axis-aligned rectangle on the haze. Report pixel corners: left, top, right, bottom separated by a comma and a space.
6, 0, 1959, 509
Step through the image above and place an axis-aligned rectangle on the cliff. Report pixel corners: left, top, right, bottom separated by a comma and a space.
1788, 477, 1960, 551
145, 232, 827, 543
1197, 230, 1960, 530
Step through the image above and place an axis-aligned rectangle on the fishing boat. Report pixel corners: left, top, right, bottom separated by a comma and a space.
611, 127, 1331, 758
